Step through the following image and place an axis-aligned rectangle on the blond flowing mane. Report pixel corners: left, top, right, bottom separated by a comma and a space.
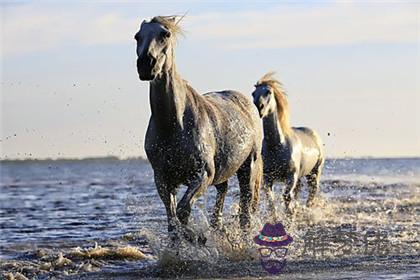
256, 72, 291, 135
150, 15, 185, 39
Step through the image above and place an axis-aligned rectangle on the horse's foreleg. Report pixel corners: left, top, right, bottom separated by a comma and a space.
176, 174, 210, 244
177, 175, 209, 225
155, 175, 179, 238
211, 181, 228, 230
283, 172, 298, 215
264, 176, 277, 221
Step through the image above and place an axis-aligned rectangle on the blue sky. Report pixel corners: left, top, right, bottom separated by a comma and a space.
1, 1, 419, 159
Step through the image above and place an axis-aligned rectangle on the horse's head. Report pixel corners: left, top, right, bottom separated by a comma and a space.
135, 16, 181, 81
252, 84, 276, 118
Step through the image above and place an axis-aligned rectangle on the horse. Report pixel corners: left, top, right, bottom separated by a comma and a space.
134, 16, 263, 243
251, 72, 324, 216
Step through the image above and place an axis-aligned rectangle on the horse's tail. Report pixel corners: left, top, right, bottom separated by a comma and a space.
251, 153, 263, 213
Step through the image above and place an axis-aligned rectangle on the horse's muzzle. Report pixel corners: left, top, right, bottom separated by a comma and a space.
137, 58, 156, 81
254, 102, 264, 118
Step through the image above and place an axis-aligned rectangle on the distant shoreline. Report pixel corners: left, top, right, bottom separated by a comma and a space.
0, 156, 149, 163
0, 155, 419, 163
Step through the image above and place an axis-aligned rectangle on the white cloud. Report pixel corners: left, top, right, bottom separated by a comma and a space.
1, 2, 418, 56
1, 4, 139, 56
185, 3, 419, 49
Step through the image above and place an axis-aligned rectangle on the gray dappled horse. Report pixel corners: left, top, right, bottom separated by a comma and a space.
251, 73, 324, 216
135, 16, 263, 243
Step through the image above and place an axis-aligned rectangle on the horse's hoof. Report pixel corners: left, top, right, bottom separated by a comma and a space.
211, 224, 227, 235
181, 226, 206, 245
285, 206, 295, 217
168, 235, 184, 250
168, 231, 179, 243
197, 232, 207, 245
210, 220, 224, 232
306, 199, 316, 208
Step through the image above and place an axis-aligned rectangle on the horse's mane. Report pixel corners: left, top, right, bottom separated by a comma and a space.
150, 15, 185, 39
256, 72, 291, 135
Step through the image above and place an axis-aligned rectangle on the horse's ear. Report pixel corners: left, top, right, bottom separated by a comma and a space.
141, 19, 146, 26
175, 13, 187, 25
160, 16, 177, 23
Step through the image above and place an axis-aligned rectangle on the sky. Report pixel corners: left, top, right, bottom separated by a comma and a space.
1, 1, 419, 159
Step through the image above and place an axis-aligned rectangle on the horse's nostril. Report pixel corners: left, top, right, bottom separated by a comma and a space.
137, 55, 156, 69
149, 57, 156, 66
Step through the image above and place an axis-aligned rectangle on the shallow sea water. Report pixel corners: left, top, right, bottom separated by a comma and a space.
0, 158, 419, 279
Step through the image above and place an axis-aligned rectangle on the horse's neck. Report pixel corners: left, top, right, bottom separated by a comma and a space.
263, 111, 287, 146
149, 57, 188, 132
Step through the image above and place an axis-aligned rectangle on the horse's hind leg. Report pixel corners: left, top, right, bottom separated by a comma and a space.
237, 151, 260, 228
293, 178, 303, 200
211, 181, 228, 230
306, 160, 324, 207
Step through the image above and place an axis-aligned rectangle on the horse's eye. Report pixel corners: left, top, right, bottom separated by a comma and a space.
161, 30, 171, 39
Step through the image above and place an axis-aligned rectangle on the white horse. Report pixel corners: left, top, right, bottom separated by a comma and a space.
135, 16, 263, 243
251, 73, 324, 215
